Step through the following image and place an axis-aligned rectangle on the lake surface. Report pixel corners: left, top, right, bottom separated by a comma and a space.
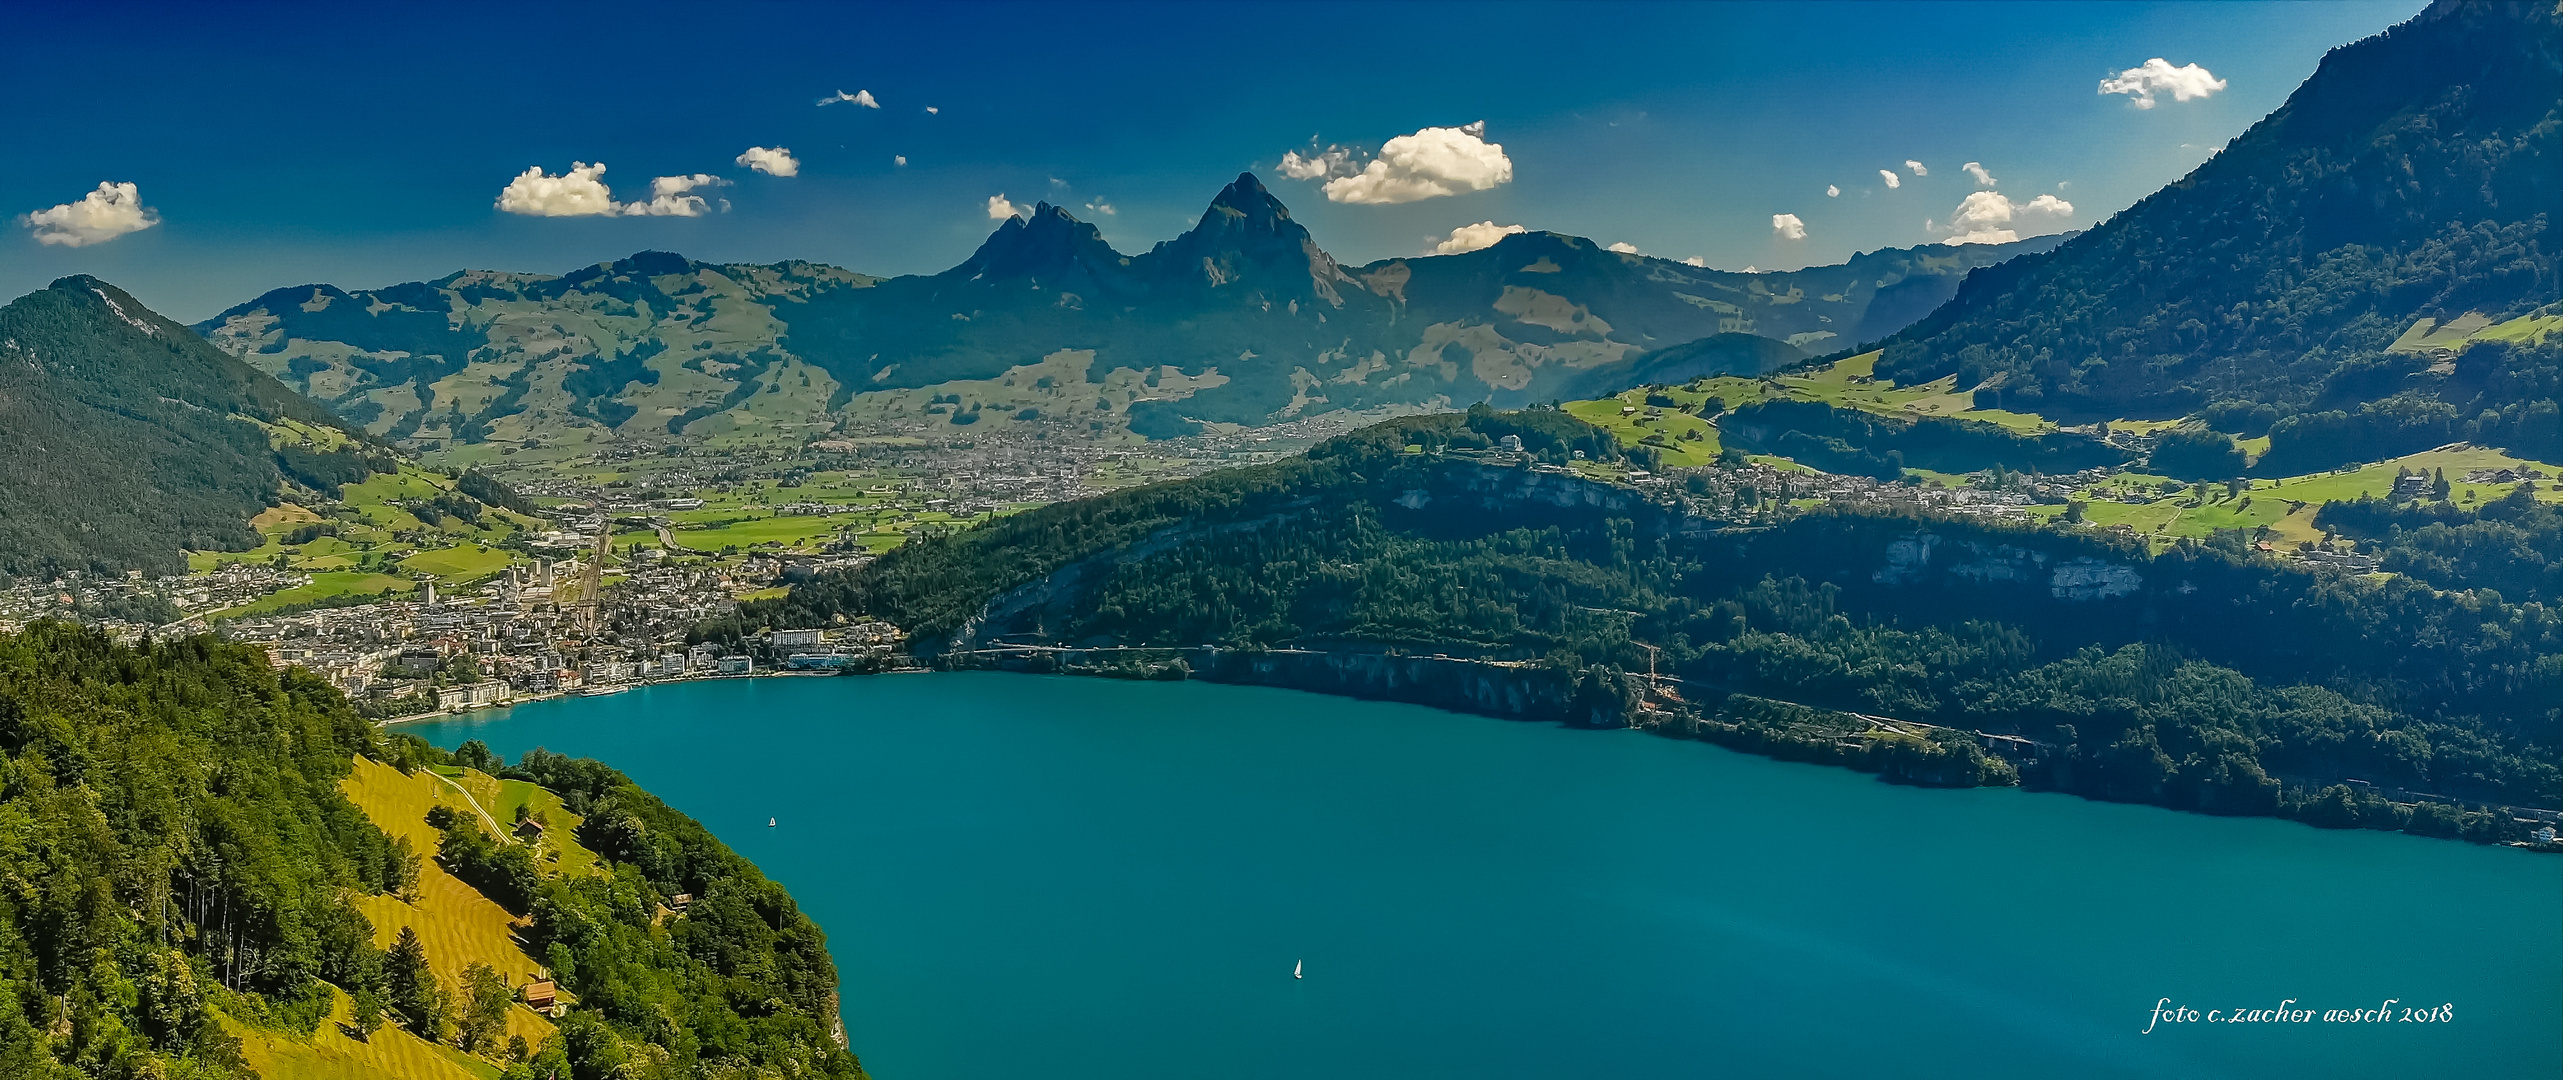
412, 674, 2562, 1080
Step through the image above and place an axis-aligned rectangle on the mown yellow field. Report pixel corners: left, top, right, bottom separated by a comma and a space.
338, 758, 563, 1053
229, 984, 498, 1080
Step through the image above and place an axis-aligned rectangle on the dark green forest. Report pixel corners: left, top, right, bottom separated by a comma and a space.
734, 408, 2561, 838
1871, 1, 2559, 447
0, 624, 863, 1079
0, 278, 363, 579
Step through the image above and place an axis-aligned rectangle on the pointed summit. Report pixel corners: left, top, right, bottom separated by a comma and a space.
943, 202, 1137, 295
1143, 172, 1355, 306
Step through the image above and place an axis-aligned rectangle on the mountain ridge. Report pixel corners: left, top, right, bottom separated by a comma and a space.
0, 276, 373, 577
191, 182, 2068, 452
1875, 0, 2560, 445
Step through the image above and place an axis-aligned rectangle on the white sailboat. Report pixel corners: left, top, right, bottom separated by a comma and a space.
768, 817, 777, 827
1293, 960, 1302, 980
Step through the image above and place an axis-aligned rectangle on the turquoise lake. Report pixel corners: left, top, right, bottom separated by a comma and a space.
411, 673, 2562, 1079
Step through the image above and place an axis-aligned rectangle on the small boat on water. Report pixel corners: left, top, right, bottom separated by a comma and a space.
1293, 960, 1302, 980
578, 684, 631, 697
768, 817, 777, 827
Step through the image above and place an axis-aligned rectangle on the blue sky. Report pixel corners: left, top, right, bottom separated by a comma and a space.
4, 0, 2424, 321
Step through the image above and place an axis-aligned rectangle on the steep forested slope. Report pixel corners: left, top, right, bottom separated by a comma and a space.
0, 624, 863, 1079
1877, 0, 2560, 436
0, 278, 369, 579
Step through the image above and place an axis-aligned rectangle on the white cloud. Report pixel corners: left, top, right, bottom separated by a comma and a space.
1943, 189, 2075, 244
1905, 160, 1927, 176
1085, 199, 1116, 216
1606, 241, 1640, 254
2098, 58, 2226, 109
925, 105, 939, 115
1682, 256, 1708, 268
625, 174, 728, 217
1277, 146, 1355, 181
987, 193, 1024, 220
1306, 123, 1514, 205
496, 164, 732, 218
20, 181, 159, 246
817, 88, 880, 108
1429, 220, 1525, 255
1050, 177, 1067, 188
496, 162, 621, 216
1962, 161, 1996, 187
1771, 213, 1807, 241
1826, 184, 1840, 198
736, 146, 799, 177
894, 155, 908, 167
1878, 169, 1901, 189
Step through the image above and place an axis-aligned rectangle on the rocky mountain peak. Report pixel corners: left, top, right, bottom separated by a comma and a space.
944, 202, 1131, 290
1143, 171, 1355, 305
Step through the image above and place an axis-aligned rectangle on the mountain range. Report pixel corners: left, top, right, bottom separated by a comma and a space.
193, 180, 2065, 451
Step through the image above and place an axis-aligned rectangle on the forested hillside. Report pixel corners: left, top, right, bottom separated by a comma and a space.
1875, 0, 2560, 454
733, 408, 2561, 834
0, 278, 375, 579
0, 624, 863, 1079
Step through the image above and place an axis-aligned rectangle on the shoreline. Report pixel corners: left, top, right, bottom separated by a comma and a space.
400, 646, 2563, 853
374, 666, 892, 727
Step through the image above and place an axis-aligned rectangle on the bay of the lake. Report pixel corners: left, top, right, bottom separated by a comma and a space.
410, 673, 2562, 1079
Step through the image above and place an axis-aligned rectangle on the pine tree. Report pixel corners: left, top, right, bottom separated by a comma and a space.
385, 925, 445, 1039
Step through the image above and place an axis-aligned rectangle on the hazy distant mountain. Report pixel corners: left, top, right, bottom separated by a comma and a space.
196, 175, 2063, 446
1877, 0, 2561, 440
0, 278, 359, 577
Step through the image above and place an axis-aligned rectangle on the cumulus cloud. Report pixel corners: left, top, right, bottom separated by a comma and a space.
1826, 184, 1840, 198
925, 105, 939, 115
1771, 213, 1807, 241
1085, 199, 1116, 216
1293, 123, 1514, 205
1943, 189, 2075, 244
1682, 256, 1709, 268
496, 162, 622, 216
736, 146, 799, 177
1962, 161, 1996, 187
1430, 220, 1525, 255
20, 181, 159, 246
1606, 241, 1640, 254
625, 174, 728, 217
1905, 160, 1928, 176
987, 193, 1024, 220
495, 164, 731, 218
817, 88, 879, 108
894, 155, 908, 167
1878, 170, 1902, 189
2099, 58, 2226, 109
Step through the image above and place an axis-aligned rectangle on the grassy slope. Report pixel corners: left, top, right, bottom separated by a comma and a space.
188, 421, 536, 615
228, 987, 498, 1080
1568, 345, 2563, 545
335, 758, 567, 1051
2058, 446, 2563, 543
